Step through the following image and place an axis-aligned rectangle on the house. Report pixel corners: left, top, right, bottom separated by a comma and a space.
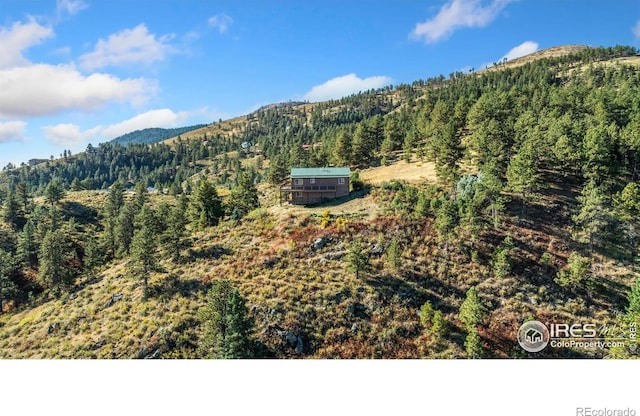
280, 167, 350, 205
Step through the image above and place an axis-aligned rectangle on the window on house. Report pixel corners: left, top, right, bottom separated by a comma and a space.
294, 179, 303, 185
295, 192, 303, 197
310, 178, 315, 184
338, 177, 345, 184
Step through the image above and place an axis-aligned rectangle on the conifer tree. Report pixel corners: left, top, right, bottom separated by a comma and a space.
506, 142, 540, 216
16, 219, 38, 268
129, 206, 158, 289
459, 286, 485, 331
333, 130, 352, 166
0, 249, 18, 314
165, 195, 189, 262
189, 178, 224, 228
347, 239, 369, 279
199, 279, 254, 359
38, 230, 75, 291
465, 327, 484, 358
44, 178, 66, 207
228, 171, 259, 219
573, 180, 611, 252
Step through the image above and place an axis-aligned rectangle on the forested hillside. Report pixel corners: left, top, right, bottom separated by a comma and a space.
0, 45, 639, 359
109, 125, 207, 147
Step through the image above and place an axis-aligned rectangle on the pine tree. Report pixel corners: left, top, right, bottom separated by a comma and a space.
165, 195, 189, 262
333, 130, 352, 166
614, 182, 640, 260
83, 233, 102, 273
351, 123, 374, 167
189, 178, 224, 228
38, 230, 75, 291
44, 178, 66, 206
228, 171, 259, 219
573, 180, 611, 252
199, 279, 254, 359
2, 190, 22, 229
0, 249, 18, 314
106, 181, 125, 218
129, 206, 158, 288
506, 142, 540, 216
465, 327, 484, 358
459, 286, 485, 331
267, 154, 288, 186
116, 202, 137, 256
16, 219, 38, 268
386, 238, 402, 271
347, 239, 369, 279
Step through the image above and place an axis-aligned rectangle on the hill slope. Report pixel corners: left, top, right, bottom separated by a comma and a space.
1, 44, 639, 359
110, 125, 207, 146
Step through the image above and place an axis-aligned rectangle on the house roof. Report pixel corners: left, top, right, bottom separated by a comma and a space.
291, 167, 350, 178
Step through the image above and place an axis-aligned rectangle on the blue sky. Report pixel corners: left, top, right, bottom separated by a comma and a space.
1, 0, 639, 168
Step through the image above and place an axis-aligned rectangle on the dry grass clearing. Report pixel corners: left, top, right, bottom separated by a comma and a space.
360, 159, 438, 185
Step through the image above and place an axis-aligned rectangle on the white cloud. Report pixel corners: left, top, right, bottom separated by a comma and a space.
502, 40, 538, 61
41, 109, 190, 146
303, 74, 393, 102
208, 14, 233, 33
42, 123, 101, 146
633, 20, 640, 38
0, 64, 154, 118
0, 121, 27, 143
101, 108, 189, 138
410, 0, 513, 44
56, 0, 88, 16
79, 24, 174, 70
0, 20, 53, 68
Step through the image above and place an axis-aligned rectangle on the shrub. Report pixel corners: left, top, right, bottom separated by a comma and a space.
555, 251, 591, 287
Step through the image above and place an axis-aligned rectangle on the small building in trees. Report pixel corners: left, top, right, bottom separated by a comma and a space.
280, 167, 350, 205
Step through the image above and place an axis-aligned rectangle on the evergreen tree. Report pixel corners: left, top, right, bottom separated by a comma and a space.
386, 238, 402, 271
346, 239, 369, 279
614, 182, 640, 260
83, 233, 103, 273
573, 180, 611, 252
351, 123, 374, 167
228, 171, 259, 219
44, 178, 66, 206
199, 279, 254, 359
0, 249, 18, 314
429, 100, 462, 188
165, 195, 189, 262
2, 190, 22, 229
333, 130, 352, 166
38, 230, 75, 291
129, 206, 158, 288
506, 142, 540, 216
106, 181, 125, 218
189, 178, 224, 228
465, 327, 484, 358
116, 202, 137, 256
459, 286, 485, 331
16, 219, 38, 268
267, 154, 288, 186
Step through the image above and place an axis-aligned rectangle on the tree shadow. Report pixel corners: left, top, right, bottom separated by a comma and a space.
146, 273, 210, 300
187, 244, 232, 260
365, 271, 459, 314
61, 201, 99, 225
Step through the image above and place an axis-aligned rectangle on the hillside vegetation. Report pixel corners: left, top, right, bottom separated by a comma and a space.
1, 45, 639, 359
